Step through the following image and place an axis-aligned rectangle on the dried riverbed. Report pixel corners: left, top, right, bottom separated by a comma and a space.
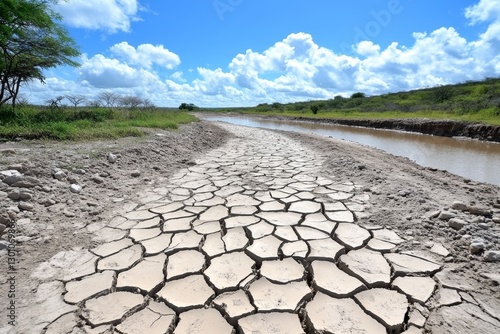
0, 120, 499, 334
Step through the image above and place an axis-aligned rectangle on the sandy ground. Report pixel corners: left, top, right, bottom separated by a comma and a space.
0, 118, 499, 333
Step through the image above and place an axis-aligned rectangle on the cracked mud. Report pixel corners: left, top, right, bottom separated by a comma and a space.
3, 122, 500, 334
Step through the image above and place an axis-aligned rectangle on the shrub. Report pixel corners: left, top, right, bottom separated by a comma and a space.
432, 85, 455, 103
179, 103, 198, 111
351, 92, 366, 99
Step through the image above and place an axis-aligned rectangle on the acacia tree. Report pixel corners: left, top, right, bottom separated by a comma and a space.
97, 92, 120, 108
119, 96, 143, 109
65, 94, 86, 108
0, 0, 80, 108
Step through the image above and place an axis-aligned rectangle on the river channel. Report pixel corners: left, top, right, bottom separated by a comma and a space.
202, 115, 500, 187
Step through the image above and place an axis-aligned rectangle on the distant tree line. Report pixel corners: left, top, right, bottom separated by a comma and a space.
44, 92, 156, 110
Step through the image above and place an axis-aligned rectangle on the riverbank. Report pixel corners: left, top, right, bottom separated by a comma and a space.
198, 112, 500, 142
0, 120, 498, 333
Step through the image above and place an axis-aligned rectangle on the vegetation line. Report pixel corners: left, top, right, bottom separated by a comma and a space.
0, 105, 196, 141
199, 78, 500, 126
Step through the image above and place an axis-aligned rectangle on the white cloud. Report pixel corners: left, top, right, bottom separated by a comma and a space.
55, 0, 140, 33
29, 1, 500, 107
79, 55, 140, 88
465, 0, 500, 24
171, 71, 186, 82
111, 42, 181, 69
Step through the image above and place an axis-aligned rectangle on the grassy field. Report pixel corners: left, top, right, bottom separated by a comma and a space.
202, 77, 500, 126
0, 106, 197, 140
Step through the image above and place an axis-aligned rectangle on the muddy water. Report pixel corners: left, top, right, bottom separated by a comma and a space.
203, 116, 500, 186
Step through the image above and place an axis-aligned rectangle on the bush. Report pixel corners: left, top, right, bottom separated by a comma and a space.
310, 105, 319, 114
351, 92, 366, 99
432, 85, 455, 103
179, 103, 198, 111
68, 109, 115, 122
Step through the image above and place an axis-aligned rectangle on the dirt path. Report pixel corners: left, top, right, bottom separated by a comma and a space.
0, 120, 499, 333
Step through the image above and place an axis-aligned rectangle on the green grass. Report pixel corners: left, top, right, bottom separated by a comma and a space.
0, 106, 197, 140
200, 77, 500, 126
226, 109, 500, 126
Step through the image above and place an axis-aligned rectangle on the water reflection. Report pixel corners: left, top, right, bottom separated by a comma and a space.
202, 116, 500, 186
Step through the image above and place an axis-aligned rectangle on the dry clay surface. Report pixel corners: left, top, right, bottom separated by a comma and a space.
1, 121, 500, 334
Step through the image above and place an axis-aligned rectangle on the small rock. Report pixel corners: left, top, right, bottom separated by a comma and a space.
448, 218, 467, 230
70, 184, 82, 194
426, 211, 441, 219
8, 164, 24, 172
451, 201, 468, 211
0, 215, 9, 225
18, 202, 34, 211
91, 176, 104, 184
107, 153, 117, 163
483, 251, 500, 262
73, 169, 86, 175
8, 190, 21, 200
7, 211, 17, 221
131, 170, 141, 177
468, 206, 491, 217
491, 216, 500, 224
18, 190, 32, 200
438, 211, 456, 220
12, 175, 39, 188
1, 170, 23, 185
63, 210, 76, 218
53, 170, 67, 181
0, 149, 16, 155
44, 199, 56, 207
15, 236, 32, 243
0, 223, 6, 235
68, 176, 79, 184
478, 223, 489, 230
470, 239, 485, 255
480, 273, 500, 285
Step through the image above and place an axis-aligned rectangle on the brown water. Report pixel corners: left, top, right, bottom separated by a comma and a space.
203, 116, 500, 186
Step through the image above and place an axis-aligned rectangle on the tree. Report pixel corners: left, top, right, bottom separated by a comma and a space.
119, 96, 143, 109
45, 95, 64, 109
141, 98, 155, 110
65, 94, 86, 108
87, 100, 102, 108
179, 103, 198, 111
351, 92, 366, 98
0, 0, 80, 108
97, 92, 120, 108
310, 105, 319, 114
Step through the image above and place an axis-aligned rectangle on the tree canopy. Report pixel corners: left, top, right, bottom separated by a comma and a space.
0, 0, 80, 108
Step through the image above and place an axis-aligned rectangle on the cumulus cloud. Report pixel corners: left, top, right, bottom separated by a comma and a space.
31, 1, 500, 107
55, 0, 140, 33
465, 0, 500, 24
110, 42, 181, 69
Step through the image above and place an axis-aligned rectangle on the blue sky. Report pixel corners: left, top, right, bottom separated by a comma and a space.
26, 0, 500, 107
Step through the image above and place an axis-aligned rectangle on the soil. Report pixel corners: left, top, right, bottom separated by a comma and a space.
0, 121, 231, 332
0, 117, 499, 333
212, 113, 500, 142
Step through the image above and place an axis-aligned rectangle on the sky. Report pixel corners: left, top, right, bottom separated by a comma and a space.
23, 0, 500, 107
